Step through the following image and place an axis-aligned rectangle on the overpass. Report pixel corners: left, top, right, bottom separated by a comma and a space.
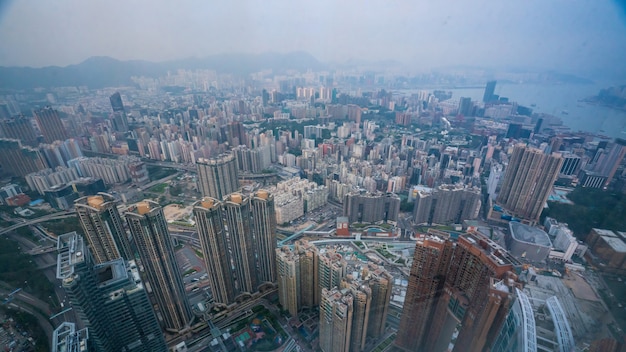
277, 224, 315, 246
0, 212, 76, 236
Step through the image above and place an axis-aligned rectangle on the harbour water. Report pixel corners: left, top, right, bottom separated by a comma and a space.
407, 83, 626, 139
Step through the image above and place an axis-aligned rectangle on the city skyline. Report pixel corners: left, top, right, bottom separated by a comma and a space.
0, 1, 625, 78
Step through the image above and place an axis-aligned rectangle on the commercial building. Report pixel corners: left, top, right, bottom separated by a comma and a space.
507, 222, 553, 262
591, 138, 626, 188
33, 106, 69, 143
395, 232, 521, 352
125, 200, 193, 333
52, 322, 89, 352
483, 80, 497, 103
44, 184, 79, 210
109, 92, 129, 132
412, 183, 481, 225
75, 193, 133, 264
56, 232, 166, 351
193, 191, 277, 306
586, 228, 626, 272
497, 144, 563, 223
196, 153, 240, 200
343, 192, 400, 224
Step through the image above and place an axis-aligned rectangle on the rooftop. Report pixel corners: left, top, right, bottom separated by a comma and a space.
509, 222, 552, 248
601, 236, 626, 253
592, 228, 617, 237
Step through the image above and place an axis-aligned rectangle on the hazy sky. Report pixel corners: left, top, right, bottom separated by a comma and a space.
1, 0, 625, 73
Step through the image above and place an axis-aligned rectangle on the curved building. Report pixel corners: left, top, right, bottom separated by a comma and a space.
507, 222, 552, 262
75, 193, 133, 264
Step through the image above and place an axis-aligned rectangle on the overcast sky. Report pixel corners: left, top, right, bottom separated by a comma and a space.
0, 0, 625, 73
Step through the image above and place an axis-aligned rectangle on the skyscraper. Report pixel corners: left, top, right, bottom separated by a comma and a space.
395, 232, 520, 352
496, 144, 563, 223
295, 239, 319, 308
483, 80, 497, 103
341, 275, 372, 352
193, 197, 236, 306
318, 249, 347, 302
412, 184, 481, 225
0, 115, 38, 146
276, 246, 300, 317
592, 138, 626, 188
75, 193, 133, 264
319, 288, 353, 352
193, 191, 277, 306
364, 264, 393, 339
0, 138, 47, 177
125, 200, 193, 333
343, 192, 400, 224
223, 193, 257, 294
56, 232, 167, 352
251, 190, 277, 285
196, 153, 239, 200
110, 92, 129, 132
52, 322, 89, 352
33, 106, 69, 143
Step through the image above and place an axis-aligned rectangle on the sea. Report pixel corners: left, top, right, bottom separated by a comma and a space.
400, 83, 626, 140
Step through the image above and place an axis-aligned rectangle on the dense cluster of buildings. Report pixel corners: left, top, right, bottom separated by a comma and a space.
276, 241, 393, 351
1, 69, 625, 352
271, 177, 329, 224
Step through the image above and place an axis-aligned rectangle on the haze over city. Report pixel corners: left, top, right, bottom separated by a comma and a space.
1, 2, 626, 352
1, 0, 626, 78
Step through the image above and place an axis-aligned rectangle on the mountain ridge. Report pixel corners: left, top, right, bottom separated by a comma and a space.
0, 52, 325, 90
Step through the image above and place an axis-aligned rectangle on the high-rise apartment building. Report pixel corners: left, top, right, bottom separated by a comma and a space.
318, 249, 347, 301
110, 92, 129, 132
0, 115, 38, 146
496, 144, 563, 223
193, 191, 277, 306
295, 239, 319, 308
33, 106, 69, 143
125, 200, 193, 333
319, 288, 353, 352
223, 193, 257, 294
193, 196, 236, 306
75, 193, 133, 264
276, 246, 300, 317
196, 153, 239, 200
395, 232, 520, 352
343, 192, 400, 224
0, 138, 47, 177
364, 264, 393, 339
341, 276, 371, 352
56, 232, 167, 352
251, 190, 277, 284
483, 80, 497, 103
412, 184, 481, 225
